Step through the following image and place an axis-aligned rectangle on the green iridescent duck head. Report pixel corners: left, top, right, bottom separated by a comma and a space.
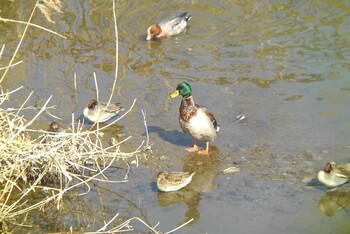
170, 82, 192, 99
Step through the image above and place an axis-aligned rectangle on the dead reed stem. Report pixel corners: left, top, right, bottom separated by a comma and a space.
0, 16, 66, 39
0, 0, 66, 84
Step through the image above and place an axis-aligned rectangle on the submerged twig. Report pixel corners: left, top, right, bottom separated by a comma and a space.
0, 2, 37, 83
0, 17, 66, 39
0, 0, 65, 84
165, 218, 194, 234
0, 60, 23, 71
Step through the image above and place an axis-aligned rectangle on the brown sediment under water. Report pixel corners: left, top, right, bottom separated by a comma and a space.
1, 0, 350, 233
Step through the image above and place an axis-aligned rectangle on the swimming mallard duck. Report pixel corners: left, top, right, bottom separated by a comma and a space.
170, 82, 219, 155
157, 171, 195, 192
83, 99, 124, 123
317, 162, 349, 187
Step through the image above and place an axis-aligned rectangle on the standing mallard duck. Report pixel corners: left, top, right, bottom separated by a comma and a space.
170, 82, 219, 155
317, 162, 349, 187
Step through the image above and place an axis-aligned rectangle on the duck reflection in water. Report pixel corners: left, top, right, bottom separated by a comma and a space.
318, 187, 350, 217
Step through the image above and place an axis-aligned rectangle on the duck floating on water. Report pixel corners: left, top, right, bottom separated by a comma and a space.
317, 162, 349, 187
157, 171, 195, 192
83, 99, 124, 123
146, 12, 191, 40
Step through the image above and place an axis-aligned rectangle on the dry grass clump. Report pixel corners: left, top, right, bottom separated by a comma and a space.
36, 0, 63, 23
0, 88, 148, 231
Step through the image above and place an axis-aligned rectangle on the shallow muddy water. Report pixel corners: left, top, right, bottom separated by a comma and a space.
1, 0, 350, 233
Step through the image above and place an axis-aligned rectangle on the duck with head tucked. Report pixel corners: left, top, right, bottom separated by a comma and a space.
170, 82, 219, 155
83, 99, 124, 123
146, 12, 191, 40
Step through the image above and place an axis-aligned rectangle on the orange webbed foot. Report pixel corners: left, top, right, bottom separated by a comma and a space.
197, 149, 209, 155
186, 140, 199, 153
186, 146, 199, 153
197, 141, 210, 155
